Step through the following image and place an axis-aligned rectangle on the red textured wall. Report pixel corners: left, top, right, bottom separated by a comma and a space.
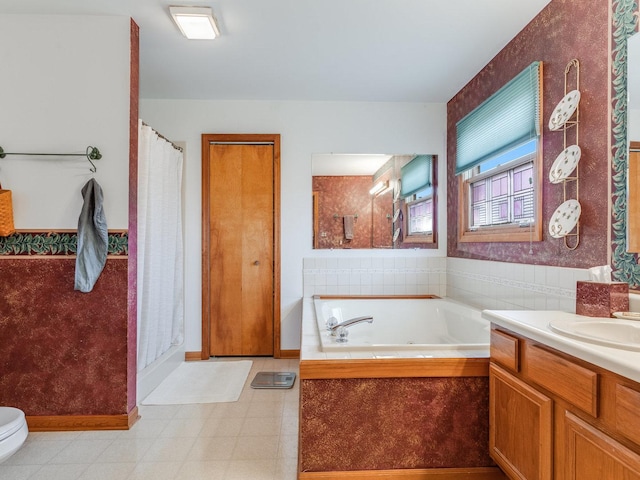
447, 0, 609, 268
0, 258, 129, 415
313, 176, 376, 249
299, 377, 492, 472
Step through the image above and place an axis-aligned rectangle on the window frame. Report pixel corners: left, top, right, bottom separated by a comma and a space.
458, 139, 543, 243
404, 194, 435, 244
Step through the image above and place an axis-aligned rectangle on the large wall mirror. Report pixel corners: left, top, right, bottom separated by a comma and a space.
312, 153, 438, 250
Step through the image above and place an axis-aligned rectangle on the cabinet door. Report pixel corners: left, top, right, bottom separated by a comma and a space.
490, 364, 553, 480
565, 411, 640, 480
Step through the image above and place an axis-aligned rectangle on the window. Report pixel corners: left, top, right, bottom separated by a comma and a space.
407, 188, 433, 235
456, 62, 542, 243
400, 155, 437, 244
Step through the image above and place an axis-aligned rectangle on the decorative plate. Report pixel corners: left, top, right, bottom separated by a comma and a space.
613, 312, 640, 320
549, 89, 581, 131
393, 209, 401, 222
549, 145, 581, 183
548, 199, 581, 238
393, 228, 401, 242
394, 182, 401, 202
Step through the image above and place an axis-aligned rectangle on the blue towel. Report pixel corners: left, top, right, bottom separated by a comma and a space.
74, 178, 108, 293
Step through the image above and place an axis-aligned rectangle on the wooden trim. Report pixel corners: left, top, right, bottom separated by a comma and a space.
300, 357, 489, 380
185, 351, 202, 361
299, 467, 506, 479
27, 407, 139, 432
201, 134, 281, 359
278, 349, 300, 359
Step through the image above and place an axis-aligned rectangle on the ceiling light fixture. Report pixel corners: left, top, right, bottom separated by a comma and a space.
170, 6, 220, 40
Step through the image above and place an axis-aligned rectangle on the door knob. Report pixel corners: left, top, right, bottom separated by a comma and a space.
254, 260, 260, 266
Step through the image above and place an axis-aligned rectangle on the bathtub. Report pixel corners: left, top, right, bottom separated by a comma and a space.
299, 295, 498, 478
313, 294, 489, 352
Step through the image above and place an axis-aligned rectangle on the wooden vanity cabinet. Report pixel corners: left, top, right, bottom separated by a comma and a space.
489, 326, 640, 480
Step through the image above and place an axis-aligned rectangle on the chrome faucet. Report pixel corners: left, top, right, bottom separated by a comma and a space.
329, 316, 373, 335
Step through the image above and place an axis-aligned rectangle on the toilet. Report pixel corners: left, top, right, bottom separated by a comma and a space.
0, 407, 28, 463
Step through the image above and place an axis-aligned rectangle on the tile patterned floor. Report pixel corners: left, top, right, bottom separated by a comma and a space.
0, 358, 300, 480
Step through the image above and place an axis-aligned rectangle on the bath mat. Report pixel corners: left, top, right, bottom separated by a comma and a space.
142, 360, 252, 405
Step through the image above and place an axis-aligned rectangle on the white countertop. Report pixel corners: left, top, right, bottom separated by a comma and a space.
482, 309, 640, 383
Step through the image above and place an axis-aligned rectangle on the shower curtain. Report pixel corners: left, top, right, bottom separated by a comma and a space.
137, 120, 184, 372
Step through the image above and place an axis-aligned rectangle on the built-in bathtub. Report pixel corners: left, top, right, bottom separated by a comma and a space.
298, 295, 503, 480
313, 295, 489, 352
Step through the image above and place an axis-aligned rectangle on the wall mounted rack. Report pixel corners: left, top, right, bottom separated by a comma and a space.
0, 145, 102, 173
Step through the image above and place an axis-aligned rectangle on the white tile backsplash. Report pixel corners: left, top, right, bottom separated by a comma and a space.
303, 256, 595, 314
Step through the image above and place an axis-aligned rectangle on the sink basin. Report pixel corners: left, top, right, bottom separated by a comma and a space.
548, 318, 640, 351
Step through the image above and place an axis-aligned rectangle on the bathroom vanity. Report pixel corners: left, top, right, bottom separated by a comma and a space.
484, 310, 640, 480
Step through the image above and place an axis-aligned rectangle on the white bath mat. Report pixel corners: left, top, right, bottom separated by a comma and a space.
142, 360, 253, 405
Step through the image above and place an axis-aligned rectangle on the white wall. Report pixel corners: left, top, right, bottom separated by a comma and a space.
0, 15, 131, 229
139, 99, 447, 350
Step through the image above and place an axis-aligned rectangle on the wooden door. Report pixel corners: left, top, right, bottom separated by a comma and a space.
490, 363, 553, 480
202, 134, 280, 357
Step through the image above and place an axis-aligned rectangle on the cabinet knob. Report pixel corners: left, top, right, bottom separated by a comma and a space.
254, 260, 260, 266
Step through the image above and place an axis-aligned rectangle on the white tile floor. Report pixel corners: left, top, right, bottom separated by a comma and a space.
0, 358, 300, 480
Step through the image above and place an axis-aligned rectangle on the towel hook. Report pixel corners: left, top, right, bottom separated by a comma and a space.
86, 146, 101, 173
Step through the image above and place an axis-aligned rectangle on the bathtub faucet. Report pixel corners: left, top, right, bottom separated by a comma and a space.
329, 316, 373, 336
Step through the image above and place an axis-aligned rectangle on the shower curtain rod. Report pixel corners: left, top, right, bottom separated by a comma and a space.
0, 145, 101, 173
141, 122, 183, 152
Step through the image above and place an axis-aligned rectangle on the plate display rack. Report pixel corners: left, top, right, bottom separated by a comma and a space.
548, 58, 581, 249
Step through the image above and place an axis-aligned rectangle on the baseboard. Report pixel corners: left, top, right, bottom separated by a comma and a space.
27, 407, 139, 432
185, 351, 203, 361
298, 467, 506, 480
279, 349, 300, 359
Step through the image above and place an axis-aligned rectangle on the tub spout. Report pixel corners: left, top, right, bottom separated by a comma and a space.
329, 316, 373, 335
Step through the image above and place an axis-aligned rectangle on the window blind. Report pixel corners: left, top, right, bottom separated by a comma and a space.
455, 61, 541, 175
400, 155, 432, 198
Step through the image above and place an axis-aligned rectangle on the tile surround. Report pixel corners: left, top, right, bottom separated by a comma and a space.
303, 256, 590, 314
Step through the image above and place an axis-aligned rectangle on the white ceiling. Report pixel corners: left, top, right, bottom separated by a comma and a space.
0, 0, 552, 102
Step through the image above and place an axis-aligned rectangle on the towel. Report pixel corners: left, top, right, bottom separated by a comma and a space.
343, 215, 354, 240
75, 179, 108, 293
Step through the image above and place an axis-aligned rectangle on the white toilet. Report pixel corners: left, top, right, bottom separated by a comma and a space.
0, 407, 28, 463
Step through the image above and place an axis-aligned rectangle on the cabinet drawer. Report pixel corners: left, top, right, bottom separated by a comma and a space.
491, 329, 519, 372
616, 384, 640, 445
525, 344, 598, 417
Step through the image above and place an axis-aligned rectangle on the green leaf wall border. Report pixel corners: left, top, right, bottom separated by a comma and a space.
0, 231, 128, 256
612, 0, 640, 288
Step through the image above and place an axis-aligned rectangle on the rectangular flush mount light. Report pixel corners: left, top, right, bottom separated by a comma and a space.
170, 6, 220, 39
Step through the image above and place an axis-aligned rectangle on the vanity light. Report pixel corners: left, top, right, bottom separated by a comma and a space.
369, 180, 391, 196
170, 6, 220, 40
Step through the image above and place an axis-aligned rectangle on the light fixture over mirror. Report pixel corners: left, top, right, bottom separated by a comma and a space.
170, 6, 220, 40
312, 153, 438, 250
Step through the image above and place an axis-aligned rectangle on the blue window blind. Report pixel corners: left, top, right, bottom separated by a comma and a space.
400, 155, 433, 198
455, 61, 541, 175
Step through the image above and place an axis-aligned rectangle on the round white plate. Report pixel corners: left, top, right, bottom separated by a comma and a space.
548, 199, 581, 238
393, 209, 400, 222
549, 89, 581, 131
549, 145, 581, 183
393, 227, 401, 242
613, 312, 640, 320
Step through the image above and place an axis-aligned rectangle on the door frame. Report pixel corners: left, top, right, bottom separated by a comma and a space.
201, 133, 281, 358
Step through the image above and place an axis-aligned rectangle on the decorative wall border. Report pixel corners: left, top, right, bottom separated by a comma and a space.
611, 0, 640, 288
0, 231, 128, 256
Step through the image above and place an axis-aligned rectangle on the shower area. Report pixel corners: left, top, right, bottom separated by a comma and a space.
135, 120, 186, 403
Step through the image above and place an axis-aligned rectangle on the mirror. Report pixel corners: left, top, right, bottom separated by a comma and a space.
312, 153, 438, 249
628, 32, 640, 252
